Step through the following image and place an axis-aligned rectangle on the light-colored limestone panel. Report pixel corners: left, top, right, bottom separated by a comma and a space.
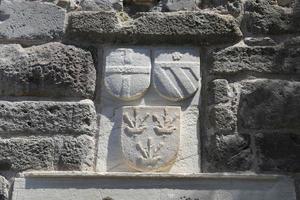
96, 106, 199, 173
96, 46, 201, 173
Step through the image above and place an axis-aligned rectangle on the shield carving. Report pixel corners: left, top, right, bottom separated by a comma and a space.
121, 106, 180, 172
153, 48, 200, 101
104, 47, 151, 101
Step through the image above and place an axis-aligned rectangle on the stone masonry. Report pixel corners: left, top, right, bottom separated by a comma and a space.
0, 0, 299, 199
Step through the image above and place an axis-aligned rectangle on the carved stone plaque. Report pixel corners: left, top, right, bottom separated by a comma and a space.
121, 106, 180, 172
153, 48, 200, 101
104, 47, 151, 101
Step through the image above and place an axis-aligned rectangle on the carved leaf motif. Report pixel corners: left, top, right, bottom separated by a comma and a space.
153, 108, 177, 135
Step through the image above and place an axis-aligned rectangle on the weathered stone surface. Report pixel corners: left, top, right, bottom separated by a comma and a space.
104, 47, 151, 100
244, 37, 277, 46
210, 105, 237, 134
204, 134, 253, 172
65, 11, 242, 45
0, 43, 96, 98
12, 173, 298, 200
208, 79, 231, 105
0, 176, 8, 200
238, 80, 300, 132
0, 100, 96, 136
76, 0, 114, 11
203, 0, 243, 17
0, 135, 94, 171
0, 0, 65, 45
163, 0, 199, 11
153, 48, 200, 101
121, 106, 180, 172
255, 133, 300, 172
243, 0, 299, 34
210, 45, 300, 75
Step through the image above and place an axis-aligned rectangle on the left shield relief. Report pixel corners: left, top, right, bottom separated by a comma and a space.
104, 47, 151, 101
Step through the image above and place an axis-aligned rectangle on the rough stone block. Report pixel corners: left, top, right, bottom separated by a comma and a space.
238, 80, 300, 132
65, 11, 242, 45
244, 0, 299, 34
211, 46, 278, 74
163, 0, 199, 11
0, 135, 94, 171
211, 45, 300, 75
210, 105, 237, 134
208, 79, 231, 105
0, 100, 96, 136
204, 134, 253, 172
255, 133, 300, 172
0, 0, 65, 45
0, 43, 96, 99
0, 176, 8, 200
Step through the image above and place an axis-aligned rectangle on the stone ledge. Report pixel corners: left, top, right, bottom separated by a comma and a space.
18, 171, 286, 180
65, 11, 243, 46
12, 172, 296, 200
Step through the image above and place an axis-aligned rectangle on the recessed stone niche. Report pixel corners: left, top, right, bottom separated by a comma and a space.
96, 46, 201, 173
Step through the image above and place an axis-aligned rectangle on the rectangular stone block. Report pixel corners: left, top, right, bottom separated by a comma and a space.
12, 173, 297, 200
255, 133, 300, 173
65, 12, 242, 45
0, 0, 65, 45
0, 135, 94, 171
210, 45, 300, 75
203, 134, 253, 172
0, 43, 96, 99
238, 80, 300, 133
0, 100, 96, 136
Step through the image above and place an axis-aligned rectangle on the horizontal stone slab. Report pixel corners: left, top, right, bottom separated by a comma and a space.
0, 135, 94, 171
12, 172, 296, 200
210, 44, 300, 75
0, 43, 96, 99
65, 11, 242, 45
0, 100, 96, 136
0, 0, 65, 45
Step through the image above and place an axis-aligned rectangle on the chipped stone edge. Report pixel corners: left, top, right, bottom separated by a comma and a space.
18, 171, 288, 180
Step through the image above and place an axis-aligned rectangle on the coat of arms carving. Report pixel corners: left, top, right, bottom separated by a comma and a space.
104, 47, 151, 101
153, 48, 200, 101
121, 106, 180, 172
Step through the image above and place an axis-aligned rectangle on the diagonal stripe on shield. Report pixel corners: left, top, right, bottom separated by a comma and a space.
153, 62, 200, 101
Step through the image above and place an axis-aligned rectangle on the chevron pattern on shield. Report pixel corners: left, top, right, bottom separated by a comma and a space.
153, 48, 200, 101
104, 47, 151, 101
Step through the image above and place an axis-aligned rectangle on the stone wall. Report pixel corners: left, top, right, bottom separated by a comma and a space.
0, 0, 299, 199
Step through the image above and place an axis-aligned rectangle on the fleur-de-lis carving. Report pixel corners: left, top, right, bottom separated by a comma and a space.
123, 108, 149, 135
152, 108, 177, 135
136, 138, 163, 167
